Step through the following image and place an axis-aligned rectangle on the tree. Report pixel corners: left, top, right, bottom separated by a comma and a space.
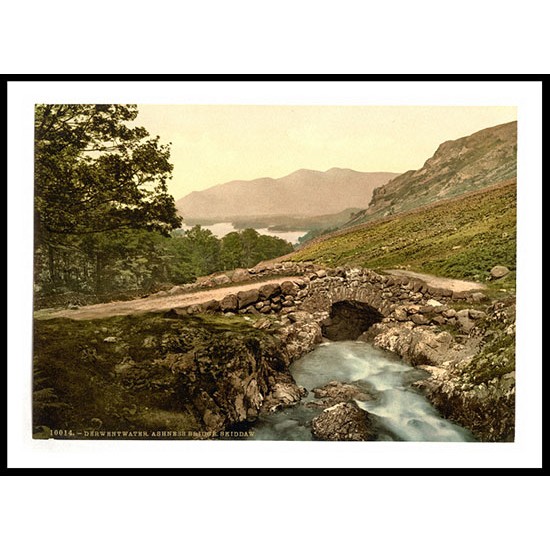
34, 104, 182, 295
220, 231, 244, 270
239, 228, 261, 266
35, 104, 181, 239
182, 226, 221, 276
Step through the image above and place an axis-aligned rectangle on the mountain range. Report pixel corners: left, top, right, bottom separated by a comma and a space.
176, 120, 517, 235
176, 168, 398, 223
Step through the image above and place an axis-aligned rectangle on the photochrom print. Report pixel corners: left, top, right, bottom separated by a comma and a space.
33, 104, 517, 442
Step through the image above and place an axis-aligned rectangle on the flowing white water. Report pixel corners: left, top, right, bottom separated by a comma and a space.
252, 340, 475, 442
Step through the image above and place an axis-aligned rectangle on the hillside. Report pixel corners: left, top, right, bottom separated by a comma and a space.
344, 121, 517, 227
176, 168, 399, 222
291, 179, 516, 285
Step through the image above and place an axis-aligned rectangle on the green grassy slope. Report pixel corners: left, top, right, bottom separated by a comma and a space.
291, 180, 516, 285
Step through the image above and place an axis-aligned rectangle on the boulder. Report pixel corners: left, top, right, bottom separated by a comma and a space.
231, 269, 251, 283
220, 294, 238, 312
312, 381, 371, 407
211, 274, 231, 286
409, 330, 454, 366
258, 283, 281, 300
442, 308, 457, 318
468, 309, 487, 320
237, 289, 260, 309
261, 372, 307, 413
394, 307, 408, 321
411, 313, 429, 325
371, 324, 458, 367
452, 290, 470, 300
470, 292, 487, 303
280, 281, 299, 296
201, 299, 220, 312
490, 265, 510, 279
167, 286, 185, 295
311, 402, 372, 441
456, 309, 475, 332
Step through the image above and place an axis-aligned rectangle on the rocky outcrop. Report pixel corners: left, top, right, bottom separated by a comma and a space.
311, 402, 373, 441
34, 303, 326, 438
173, 312, 325, 431
231, 268, 251, 283
415, 301, 516, 442
275, 311, 324, 365
311, 381, 372, 408
348, 121, 517, 225
360, 300, 516, 442
361, 322, 475, 367
261, 371, 307, 413
490, 265, 510, 279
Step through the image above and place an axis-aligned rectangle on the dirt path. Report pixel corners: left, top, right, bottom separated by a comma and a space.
35, 268, 486, 322
383, 269, 486, 292
35, 277, 304, 321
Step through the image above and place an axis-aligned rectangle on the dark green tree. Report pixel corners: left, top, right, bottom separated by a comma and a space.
220, 231, 244, 270
34, 104, 182, 294
35, 104, 181, 238
182, 226, 221, 277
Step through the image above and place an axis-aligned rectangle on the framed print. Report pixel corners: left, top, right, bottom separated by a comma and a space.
6, 77, 543, 471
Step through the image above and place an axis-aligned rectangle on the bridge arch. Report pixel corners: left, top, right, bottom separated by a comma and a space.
298, 276, 396, 340
321, 299, 384, 340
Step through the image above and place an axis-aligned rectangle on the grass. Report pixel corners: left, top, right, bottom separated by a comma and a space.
291, 180, 516, 289
32, 312, 274, 436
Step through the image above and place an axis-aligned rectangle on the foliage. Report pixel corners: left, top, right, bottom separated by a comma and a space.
34, 224, 294, 306
35, 104, 180, 238
220, 228, 293, 270
34, 104, 183, 299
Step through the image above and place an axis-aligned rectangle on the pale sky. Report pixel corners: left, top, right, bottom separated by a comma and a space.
134, 105, 517, 200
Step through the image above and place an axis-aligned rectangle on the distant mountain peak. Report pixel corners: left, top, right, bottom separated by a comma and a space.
176, 168, 400, 222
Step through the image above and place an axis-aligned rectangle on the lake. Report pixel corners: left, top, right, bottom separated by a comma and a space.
180, 222, 307, 245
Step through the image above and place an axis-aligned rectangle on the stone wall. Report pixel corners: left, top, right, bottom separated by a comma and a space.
167, 263, 488, 333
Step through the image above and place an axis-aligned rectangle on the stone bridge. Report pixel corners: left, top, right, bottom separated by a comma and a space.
171, 262, 488, 340
42, 260, 488, 337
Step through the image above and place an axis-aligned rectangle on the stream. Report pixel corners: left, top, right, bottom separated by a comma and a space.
252, 340, 475, 441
